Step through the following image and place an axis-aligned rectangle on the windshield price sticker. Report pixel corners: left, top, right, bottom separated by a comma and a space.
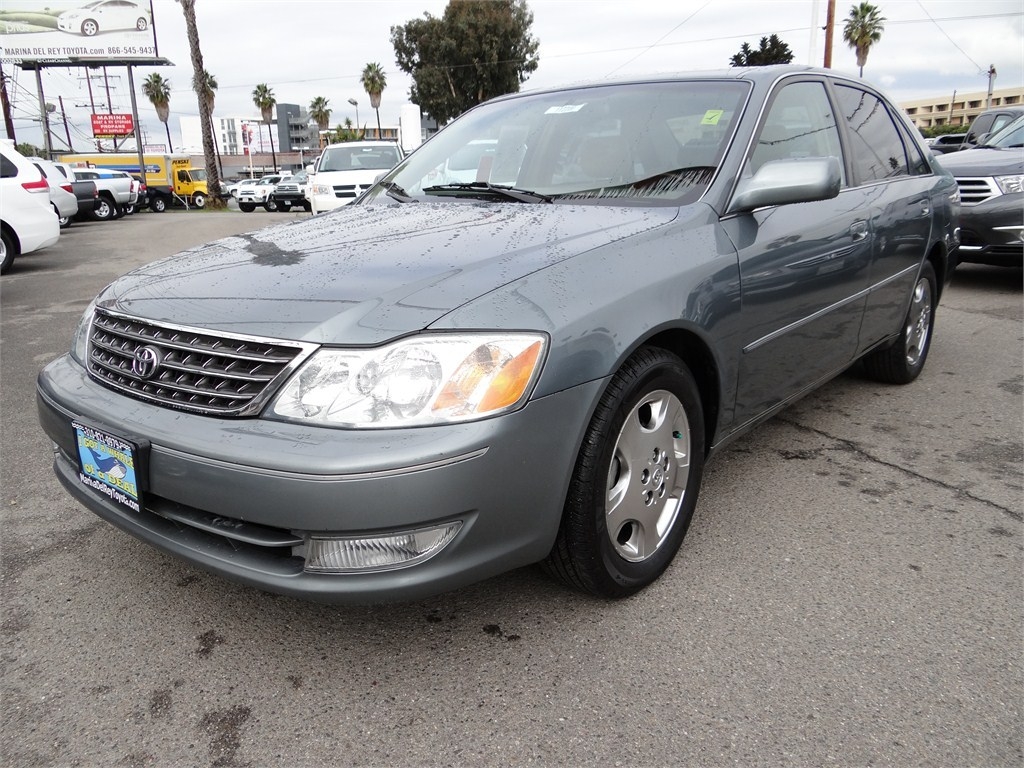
73, 421, 143, 514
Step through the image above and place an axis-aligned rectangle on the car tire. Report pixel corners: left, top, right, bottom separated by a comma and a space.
124, 203, 136, 215
544, 346, 705, 598
239, 202, 256, 213
81, 19, 98, 36
92, 196, 115, 221
0, 228, 16, 275
149, 195, 167, 213
54, 205, 71, 229
861, 261, 937, 385
264, 200, 278, 212
192, 193, 207, 209
136, 18, 148, 31
277, 202, 291, 212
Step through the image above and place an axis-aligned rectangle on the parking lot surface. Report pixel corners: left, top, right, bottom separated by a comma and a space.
2, 209, 1021, 767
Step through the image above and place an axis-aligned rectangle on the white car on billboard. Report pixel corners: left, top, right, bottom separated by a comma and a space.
57, 0, 152, 37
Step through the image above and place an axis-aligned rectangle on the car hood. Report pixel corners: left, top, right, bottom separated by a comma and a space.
936, 147, 1024, 176
97, 202, 677, 345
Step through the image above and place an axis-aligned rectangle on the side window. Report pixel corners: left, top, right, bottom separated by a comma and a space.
748, 81, 844, 181
0, 155, 18, 178
834, 84, 910, 182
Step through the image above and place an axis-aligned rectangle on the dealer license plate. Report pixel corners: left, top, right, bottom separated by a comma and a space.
73, 421, 144, 514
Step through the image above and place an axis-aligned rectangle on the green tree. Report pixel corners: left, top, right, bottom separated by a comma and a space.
252, 83, 277, 172
360, 62, 387, 139
729, 34, 795, 66
332, 117, 364, 143
141, 72, 172, 150
309, 96, 331, 146
176, 0, 223, 208
843, 2, 886, 77
391, 0, 539, 124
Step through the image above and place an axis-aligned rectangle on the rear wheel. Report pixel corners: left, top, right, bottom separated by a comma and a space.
149, 195, 167, 213
862, 262, 937, 384
54, 205, 71, 229
544, 346, 705, 598
92, 196, 115, 221
0, 228, 16, 274
239, 202, 256, 213
263, 199, 278, 212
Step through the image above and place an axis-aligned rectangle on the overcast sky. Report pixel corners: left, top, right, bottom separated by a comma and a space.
6, 0, 1024, 150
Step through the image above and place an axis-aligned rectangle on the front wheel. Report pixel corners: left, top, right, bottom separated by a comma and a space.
81, 19, 98, 36
861, 261, 937, 384
238, 202, 256, 213
544, 347, 705, 598
191, 193, 207, 209
276, 202, 291, 212
263, 199, 278, 212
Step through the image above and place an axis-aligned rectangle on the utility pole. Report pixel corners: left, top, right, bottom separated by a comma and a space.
823, 0, 836, 68
986, 65, 997, 108
0, 62, 16, 142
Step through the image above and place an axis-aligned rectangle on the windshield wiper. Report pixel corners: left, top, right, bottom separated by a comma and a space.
379, 181, 416, 203
422, 182, 552, 204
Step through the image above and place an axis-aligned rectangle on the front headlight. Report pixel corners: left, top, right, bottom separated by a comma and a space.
269, 332, 546, 428
995, 174, 1024, 195
311, 183, 331, 196
70, 299, 97, 365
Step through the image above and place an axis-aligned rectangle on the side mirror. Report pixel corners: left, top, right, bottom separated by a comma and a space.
729, 157, 841, 213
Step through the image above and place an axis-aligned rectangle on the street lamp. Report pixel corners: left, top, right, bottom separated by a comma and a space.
348, 97, 359, 129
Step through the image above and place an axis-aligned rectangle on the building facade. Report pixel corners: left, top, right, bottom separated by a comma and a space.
900, 86, 1024, 130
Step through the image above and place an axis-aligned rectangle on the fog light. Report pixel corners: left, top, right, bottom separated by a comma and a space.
303, 522, 462, 573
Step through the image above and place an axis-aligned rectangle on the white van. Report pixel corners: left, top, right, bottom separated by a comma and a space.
307, 141, 404, 214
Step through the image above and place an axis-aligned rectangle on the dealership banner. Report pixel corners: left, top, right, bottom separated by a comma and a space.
0, 0, 160, 65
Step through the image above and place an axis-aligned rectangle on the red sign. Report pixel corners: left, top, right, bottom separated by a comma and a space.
91, 113, 135, 138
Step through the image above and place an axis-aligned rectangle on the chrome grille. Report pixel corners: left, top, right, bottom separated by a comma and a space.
955, 177, 998, 205
87, 309, 315, 416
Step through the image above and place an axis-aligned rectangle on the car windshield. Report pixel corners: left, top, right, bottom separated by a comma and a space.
365, 80, 748, 206
319, 145, 402, 172
190, 169, 207, 181
980, 114, 1024, 148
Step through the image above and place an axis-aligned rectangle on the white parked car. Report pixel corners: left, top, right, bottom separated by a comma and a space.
28, 157, 79, 228
0, 141, 60, 274
57, 0, 152, 36
307, 141, 404, 214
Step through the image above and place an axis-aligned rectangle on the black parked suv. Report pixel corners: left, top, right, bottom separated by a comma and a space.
937, 114, 1024, 268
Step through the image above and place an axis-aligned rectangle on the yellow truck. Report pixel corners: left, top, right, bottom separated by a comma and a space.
58, 153, 209, 212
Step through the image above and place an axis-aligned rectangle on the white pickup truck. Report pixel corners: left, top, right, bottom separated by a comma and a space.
70, 168, 138, 220
235, 174, 283, 212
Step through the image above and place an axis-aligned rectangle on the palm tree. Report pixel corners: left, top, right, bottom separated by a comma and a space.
141, 72, 172, 150
309, 96, 331, 147
252, 83, 277, 172
360, 62, 386, 139
843, 2, 886, 77
176, 0, 223, 208
200, 70, 223, 178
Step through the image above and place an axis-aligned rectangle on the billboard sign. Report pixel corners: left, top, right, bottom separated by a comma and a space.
0, 0, 159, 65
91, 112, 134, 138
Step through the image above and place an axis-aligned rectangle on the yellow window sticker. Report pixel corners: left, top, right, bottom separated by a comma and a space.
701, 110, 724, 125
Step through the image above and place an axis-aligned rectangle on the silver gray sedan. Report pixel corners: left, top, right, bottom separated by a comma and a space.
38, 66, 960, 603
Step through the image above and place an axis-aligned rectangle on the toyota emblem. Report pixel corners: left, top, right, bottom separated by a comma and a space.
131, 346, 161, 379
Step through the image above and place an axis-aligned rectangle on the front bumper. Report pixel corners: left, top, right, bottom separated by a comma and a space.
956, 193, 1023, 267
37, 354, 601, 603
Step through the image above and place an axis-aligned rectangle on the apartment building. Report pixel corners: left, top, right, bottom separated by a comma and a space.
901, 86, 1024, 129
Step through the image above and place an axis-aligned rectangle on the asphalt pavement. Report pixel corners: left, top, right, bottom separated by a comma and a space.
1, 206, 1021, 767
